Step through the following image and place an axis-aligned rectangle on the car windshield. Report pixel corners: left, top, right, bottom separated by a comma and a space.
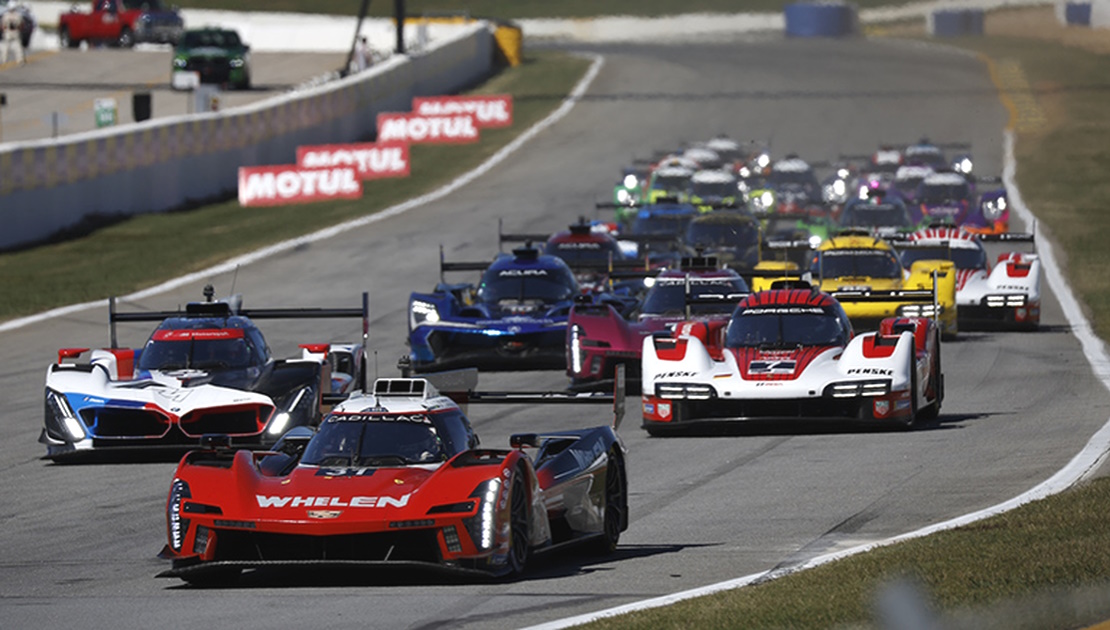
812, 249, 903, 279
631, 212, 691, 237
302, 413, 458, 467
899, 245, 986, 270
840, 204, 912, 228
651, 174, 691, 192
686, 219, 759, 248
920, 183, 970, 204
640, 276, 749, 317
137, 335, 256, 371
182, 30, 240, 48
691, 180, 736, 198
544, 239, 624, 267
477, 264, 577, 304
904, 147, 945, 167
725, 306, 848, 348
893, 176, 926, 194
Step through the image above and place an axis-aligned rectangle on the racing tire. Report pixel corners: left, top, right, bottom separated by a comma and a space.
590, 448, 626, 555
506, 472, 530, 578
117, 27, 134, 48
917, 333, 943, 423
59, 27, 78, 49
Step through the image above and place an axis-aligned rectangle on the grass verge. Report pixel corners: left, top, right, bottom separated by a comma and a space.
0, 51, 589, 321
177, 0, 917, 19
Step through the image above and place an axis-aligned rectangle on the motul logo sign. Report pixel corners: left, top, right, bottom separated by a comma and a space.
238, 166, 362, 207
412, 94, 513, 128
296, 142, 411, 180
376, 112, 479, 144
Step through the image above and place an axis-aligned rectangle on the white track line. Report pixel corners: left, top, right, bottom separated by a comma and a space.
0, 53, 606, 334
521, 129, 1110, 630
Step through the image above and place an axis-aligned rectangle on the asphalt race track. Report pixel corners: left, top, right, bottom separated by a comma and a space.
3, 34, 1109, 629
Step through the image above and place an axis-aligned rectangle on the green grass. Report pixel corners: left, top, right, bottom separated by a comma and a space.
586, 478, 1110, 629
176, 0, 917, 19
0, 51, 588, 320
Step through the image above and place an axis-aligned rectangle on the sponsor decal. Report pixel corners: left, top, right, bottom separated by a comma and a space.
315, 467, 378, 477
749, 360, 797, 374
741, 307, 825, 315
847, 368, 894, 376
874, 400, 890, 417
895, 400, 912, 411
307, 510, 343, 519
498, 269, 548, 276
327, 413, 432, 424
296, 142, 410, 180
654, 371, 698, 380
256, 493, 411, 508
755, 382, 784, 386
153, 329, 245, 341
556, 242, 602, 250
643, 403, 655, 414
376, 112, 479, 144
657, 403, 671, 419
412, 94, 513, 128
238, 165, 361, 207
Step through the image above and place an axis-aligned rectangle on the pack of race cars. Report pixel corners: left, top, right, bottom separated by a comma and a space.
36, 135, 1040, 585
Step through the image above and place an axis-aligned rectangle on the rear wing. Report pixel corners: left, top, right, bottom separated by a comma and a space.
109, 287, 369, 370
425, 365, 628, 432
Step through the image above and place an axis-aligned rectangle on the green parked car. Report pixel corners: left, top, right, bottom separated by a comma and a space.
171, 27, 251, 90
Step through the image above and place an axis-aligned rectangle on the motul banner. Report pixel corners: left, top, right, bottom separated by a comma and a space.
238, 165, 362, 207
411, 94, 513, 129
296, 142, 411, 180
376, 112, 480, 144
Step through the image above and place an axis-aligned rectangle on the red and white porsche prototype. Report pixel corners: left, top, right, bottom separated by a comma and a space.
897, 226, 1040, 330
640, 287, 943, 434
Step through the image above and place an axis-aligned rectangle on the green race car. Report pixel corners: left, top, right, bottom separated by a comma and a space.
171, 27, 251, 90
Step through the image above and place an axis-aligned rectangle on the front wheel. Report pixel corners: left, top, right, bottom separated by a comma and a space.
505, 473, 530, 577
117, 27, 134, 48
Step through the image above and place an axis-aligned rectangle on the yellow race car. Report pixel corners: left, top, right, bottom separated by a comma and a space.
753, 231, 956, 336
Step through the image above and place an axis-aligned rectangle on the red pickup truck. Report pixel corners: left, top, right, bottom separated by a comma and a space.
58, 0, 184, 48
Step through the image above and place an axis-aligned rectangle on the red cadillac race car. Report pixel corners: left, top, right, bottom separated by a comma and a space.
158, 373, 628, 584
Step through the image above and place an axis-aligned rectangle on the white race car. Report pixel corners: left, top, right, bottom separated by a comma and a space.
897, 226, 1040, 330
41, 289, 368, 460
640, 287, 943, 434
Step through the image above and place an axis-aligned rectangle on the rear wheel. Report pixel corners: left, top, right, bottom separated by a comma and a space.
506, 473, 530, 577
917, 334, 942, 423
59, 27, 78, 49
591, 449, 626, 555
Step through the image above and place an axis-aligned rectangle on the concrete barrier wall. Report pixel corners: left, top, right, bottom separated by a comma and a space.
0, 24, 493, 251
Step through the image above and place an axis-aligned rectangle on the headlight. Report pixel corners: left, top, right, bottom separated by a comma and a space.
756, 154, 770, 169
173, 57, 187, 68
463, 478, 503, 551
270, 385, 316, 434
759, 191, 774, 209
410, 300, 440, 328
808, 234, 823, 249
569, 324, 584, 374
899, 304, 943, 318
982, 196, 1008, 221
44, 389, 85, 441
832, 179, 846, 197
623, 174, 638, 189
955, 157, 973, 174
229, 58, 245, 68
167, 478, 192, 553
616, 188, 631, 204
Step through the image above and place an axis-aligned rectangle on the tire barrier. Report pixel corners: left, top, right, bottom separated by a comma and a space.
929, 9, 985, 37
783, 2, 857, 38
0, 24, 494, 251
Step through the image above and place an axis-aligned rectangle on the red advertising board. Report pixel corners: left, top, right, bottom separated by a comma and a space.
296, 142, 411, 180
238, 165, 362, 207
376, 112, 479, 144
411, 94, 513, 129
